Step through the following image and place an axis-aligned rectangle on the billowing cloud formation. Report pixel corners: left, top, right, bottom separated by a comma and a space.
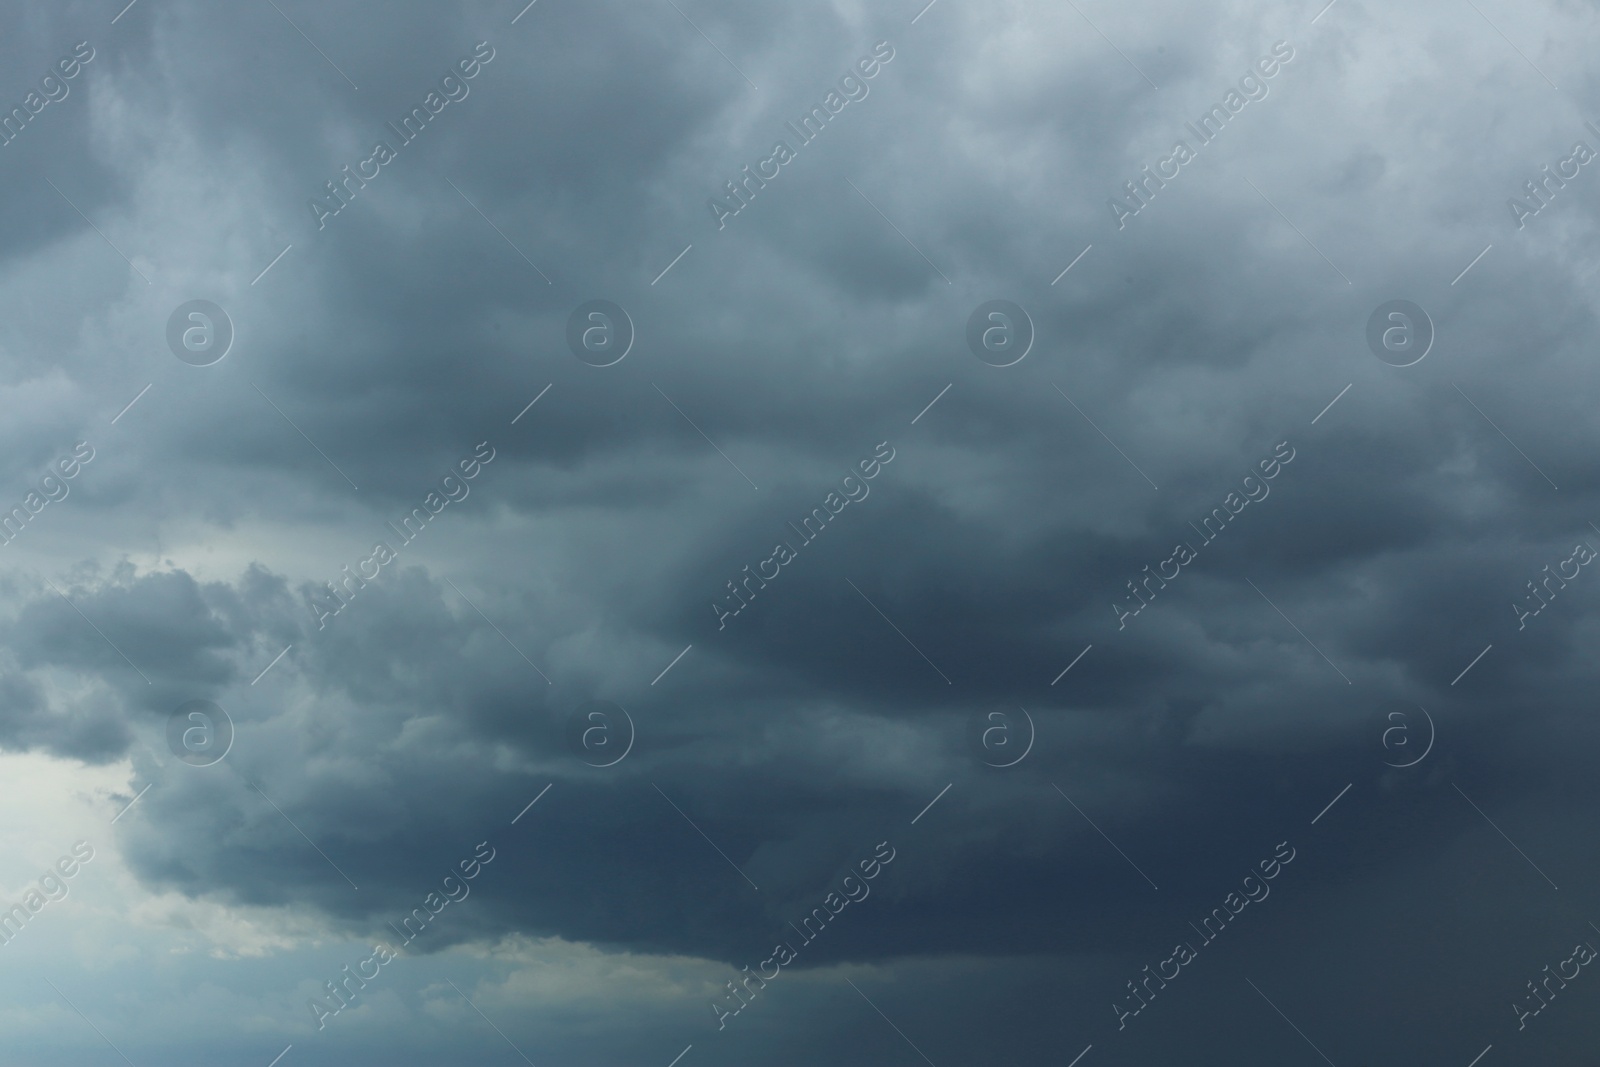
0, 0, 1599, 1063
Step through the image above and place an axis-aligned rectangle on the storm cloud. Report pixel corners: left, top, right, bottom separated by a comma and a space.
0, 0, 1597, 1064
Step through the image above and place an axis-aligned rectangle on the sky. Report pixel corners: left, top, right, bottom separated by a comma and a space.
0, 0, 1597, 1063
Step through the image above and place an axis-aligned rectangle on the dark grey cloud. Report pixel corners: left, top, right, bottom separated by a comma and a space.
0, 0, 1599, 1063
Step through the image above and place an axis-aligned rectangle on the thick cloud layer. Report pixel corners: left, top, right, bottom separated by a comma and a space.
0, 0, 1597, 1064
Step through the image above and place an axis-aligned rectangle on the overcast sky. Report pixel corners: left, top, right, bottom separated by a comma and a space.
0, 0, 1598, 1063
